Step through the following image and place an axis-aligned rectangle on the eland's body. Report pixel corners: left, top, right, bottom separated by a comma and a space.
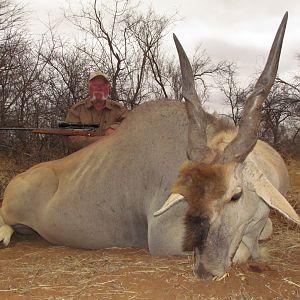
0, 12, 299, 279
2, 101, 190, 251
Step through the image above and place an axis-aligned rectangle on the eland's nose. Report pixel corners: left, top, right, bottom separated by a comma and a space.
193, 262, 213, 280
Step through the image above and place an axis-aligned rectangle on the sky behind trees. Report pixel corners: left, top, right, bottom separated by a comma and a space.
25, 0, 300, 82
19, 0, 300, 114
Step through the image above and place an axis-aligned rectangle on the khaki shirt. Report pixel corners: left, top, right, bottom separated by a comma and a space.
66, 99, 128, 151
65, 98, 128, 135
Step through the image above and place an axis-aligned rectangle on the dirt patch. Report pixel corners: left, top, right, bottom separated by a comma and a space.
0, 155, 299, 299
0, 232, 299, 300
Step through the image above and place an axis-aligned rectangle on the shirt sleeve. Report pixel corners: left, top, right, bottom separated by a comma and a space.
109, 106, 128, 130
65, 107, 81, 123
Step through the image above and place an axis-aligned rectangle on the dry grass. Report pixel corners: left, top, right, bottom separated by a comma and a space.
0, 153, 21, 202
259, 158, 300, 272
260, 161, 300, 274
261, 227, 300, 269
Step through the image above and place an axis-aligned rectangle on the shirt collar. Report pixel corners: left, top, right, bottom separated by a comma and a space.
86, 98, 112, 110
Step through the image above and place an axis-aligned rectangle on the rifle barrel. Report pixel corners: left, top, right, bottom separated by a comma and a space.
1, 122, 100, 131
0, 127, 101, 137
57, 121, 100, 129
0, 128, 38, 131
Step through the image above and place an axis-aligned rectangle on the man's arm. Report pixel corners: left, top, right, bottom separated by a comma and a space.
65, 107, 102, 151
108, 106, 128, 130
66, 135, 103, 151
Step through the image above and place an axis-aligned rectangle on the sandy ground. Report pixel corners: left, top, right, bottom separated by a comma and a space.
0, 155, 299, 299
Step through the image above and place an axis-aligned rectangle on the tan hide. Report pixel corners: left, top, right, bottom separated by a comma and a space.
244, 158, 300, 225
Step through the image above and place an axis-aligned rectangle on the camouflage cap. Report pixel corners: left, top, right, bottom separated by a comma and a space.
89, 71, 110, 82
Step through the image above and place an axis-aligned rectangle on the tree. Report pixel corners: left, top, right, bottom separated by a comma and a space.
216, 63, 250, 124
0, 0, 244, 159
65, 0, 229, 108
65, 0, 177, 108
260, 78, 300, 147
0, 0, 26, 126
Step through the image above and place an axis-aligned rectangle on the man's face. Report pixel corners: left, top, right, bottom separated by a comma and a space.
88, 76, 110, 104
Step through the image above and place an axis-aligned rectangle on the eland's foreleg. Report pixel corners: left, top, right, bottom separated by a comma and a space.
0, 213, 14, 246
0, 165, 59, 247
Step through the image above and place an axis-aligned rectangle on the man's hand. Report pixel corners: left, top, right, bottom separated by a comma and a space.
104, 128, 115, 136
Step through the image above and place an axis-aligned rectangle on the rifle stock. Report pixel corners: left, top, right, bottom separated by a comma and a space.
32, 129, 101, 137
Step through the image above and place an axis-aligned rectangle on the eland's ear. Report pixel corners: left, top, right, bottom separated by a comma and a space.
244, 159, 300, 225
254, 175, 300, 225
153, 193, 186, 217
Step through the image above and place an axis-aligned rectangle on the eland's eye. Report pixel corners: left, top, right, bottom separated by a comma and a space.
231, 191, 242, 202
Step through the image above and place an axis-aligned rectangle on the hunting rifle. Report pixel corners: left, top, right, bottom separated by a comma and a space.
0, 121, 102, 137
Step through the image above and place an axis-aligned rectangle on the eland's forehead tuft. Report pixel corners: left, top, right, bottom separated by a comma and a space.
172, 161, 236, 216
